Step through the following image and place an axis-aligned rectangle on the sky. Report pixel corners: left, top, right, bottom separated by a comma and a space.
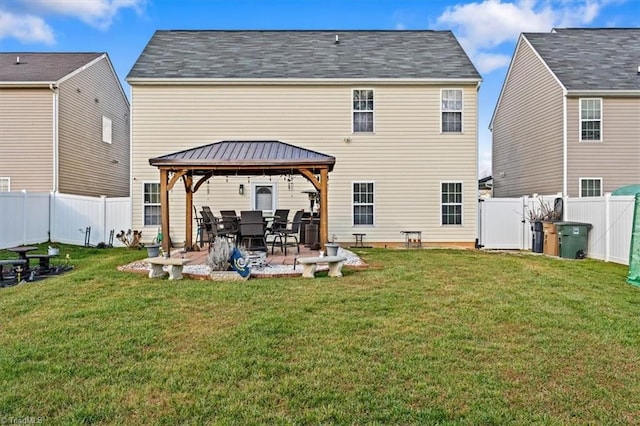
1, 0, 639, 177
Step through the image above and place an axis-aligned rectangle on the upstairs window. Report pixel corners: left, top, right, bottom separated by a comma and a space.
0, 177, 9, 192
441, 89, 463, 133
353, 89, 374, 133
353, 182, 374, 226
143, 182, 161, 226
102, 116, 112, 144
580, 98, 602, 141
441, 182, 463, 225
580, 178, 602, 197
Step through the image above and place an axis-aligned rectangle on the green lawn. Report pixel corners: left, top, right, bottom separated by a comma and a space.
1, 245, 638, 424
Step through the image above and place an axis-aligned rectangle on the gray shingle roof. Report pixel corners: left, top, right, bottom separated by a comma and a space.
524, 28, 640, 91
149, 140, 336, 174
0, 53, 103, 82
128, 30, 480, 80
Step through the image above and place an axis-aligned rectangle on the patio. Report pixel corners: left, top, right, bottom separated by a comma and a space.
120, 244, 366, 279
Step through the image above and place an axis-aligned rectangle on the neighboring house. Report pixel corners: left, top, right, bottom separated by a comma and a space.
0, 53, 130, 197
491, 28, 640, 198
478, 176, 493, 198
127, 30, 481, 247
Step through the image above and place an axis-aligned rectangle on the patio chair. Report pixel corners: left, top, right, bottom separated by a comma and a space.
200, 209, 220, 246
218, 213, 240, 244
239, 210, 267, 252
271, 209, 304, 255
266, 209, 290, 241
193, 206, 205, 247
220, 210, 238, 219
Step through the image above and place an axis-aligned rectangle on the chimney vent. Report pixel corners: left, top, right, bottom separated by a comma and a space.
16, 56, 20, 64
335, 34, 339, 44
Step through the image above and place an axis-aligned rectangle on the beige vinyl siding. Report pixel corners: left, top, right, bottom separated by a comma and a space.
58, 57, 130, 197
0, 88, 54, 191
131, 83, 478, 245
567, 96, 640, 196
492, 39, 564, 197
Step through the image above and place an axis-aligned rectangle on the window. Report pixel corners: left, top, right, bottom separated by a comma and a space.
143, 182, 161, 226
353, 182, 374, 226
102, 116, 112, 144
580, 178, 602, 197
441, 89, 463, 133
252, 183, 276, 213
353, 89, 374, 133
0, 177, 9, 192
441, 182, 463, 225
580, 98, 602, 141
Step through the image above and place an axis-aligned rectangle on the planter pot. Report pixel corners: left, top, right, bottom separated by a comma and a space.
146, 244, 161, 258
210, 270, 250, 281
325, 243, 340, 257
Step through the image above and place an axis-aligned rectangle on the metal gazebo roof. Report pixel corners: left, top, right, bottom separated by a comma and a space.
149, 140, 335, 175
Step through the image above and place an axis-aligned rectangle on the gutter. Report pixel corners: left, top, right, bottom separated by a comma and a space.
126, 77, 484, 86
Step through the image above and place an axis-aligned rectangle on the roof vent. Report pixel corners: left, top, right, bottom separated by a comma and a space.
16, 56, 20, 64
335, 34, 339, 44
637, 65, 640, 74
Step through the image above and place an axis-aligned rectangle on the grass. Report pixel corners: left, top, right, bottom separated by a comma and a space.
0, 244, 638, 424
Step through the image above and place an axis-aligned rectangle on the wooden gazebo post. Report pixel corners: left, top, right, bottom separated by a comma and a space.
159, 168, 170, 255
319, 168, 329, 248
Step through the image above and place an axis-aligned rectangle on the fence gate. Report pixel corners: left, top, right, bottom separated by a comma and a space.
478, 198, 527, 250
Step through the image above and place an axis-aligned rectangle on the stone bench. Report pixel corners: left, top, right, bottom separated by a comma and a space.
144, 257, 191, 280
0, 259, 27, 281
297, 255, 347, 278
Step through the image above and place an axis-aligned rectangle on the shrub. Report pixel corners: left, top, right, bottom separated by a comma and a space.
207, 237, 233, 271
116, 230, 143, 249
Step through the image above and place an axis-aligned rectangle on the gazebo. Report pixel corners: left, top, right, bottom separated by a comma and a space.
148, 141, 336, 254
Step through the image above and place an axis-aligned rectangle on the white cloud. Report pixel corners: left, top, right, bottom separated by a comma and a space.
474, 52, 512, 73
436, 0, 612, 73
0, 10, 54, 44
479, 149, 492, 178
0, 0, 145, 43
22, 0, 145, 29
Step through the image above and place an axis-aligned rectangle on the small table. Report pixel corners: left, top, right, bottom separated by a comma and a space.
352, 233, 367, 248
7, 246, 38, 266
400, 231, 422, 248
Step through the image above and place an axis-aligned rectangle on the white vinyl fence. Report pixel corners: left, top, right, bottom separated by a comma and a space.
0, 191, 131, 249
479, 194, 635, 265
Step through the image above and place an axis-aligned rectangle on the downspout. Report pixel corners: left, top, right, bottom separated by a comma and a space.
562, 89, 568, 199
49, 83, 59, 192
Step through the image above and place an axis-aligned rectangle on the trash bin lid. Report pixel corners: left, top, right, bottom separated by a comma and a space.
555, 221, 592, 229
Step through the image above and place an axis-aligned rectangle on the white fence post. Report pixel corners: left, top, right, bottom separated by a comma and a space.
21, 190, 27, 244
605, 192, 611, 262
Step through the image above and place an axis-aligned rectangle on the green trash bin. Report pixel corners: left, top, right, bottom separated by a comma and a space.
556, 222, 592, 259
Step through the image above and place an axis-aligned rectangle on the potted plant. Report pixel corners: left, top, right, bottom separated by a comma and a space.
325, 234, 340, 257
143, 228, 164, 257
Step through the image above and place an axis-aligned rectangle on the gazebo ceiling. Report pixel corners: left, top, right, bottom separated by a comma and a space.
149, 140, 336, 176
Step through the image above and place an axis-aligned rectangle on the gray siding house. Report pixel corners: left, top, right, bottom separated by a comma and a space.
0, 53, 130, 197
491, 28, 640, 198
128, 30, 482, 247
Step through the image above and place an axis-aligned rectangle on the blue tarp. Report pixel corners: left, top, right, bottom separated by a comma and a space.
612, 185, 640, 196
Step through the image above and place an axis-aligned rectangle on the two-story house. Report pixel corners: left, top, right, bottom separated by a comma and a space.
127, 30, 481, 248
491, 28, 640, 198
0, 53, 130, 197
